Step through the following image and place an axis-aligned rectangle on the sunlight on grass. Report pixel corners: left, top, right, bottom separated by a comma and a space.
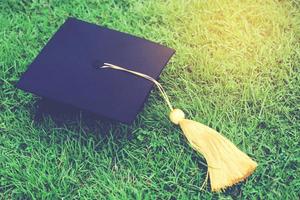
130, 0, 300, 121
135, 0, 299, 80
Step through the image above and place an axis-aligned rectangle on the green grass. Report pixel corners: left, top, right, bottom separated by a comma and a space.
1, 0, 300, 199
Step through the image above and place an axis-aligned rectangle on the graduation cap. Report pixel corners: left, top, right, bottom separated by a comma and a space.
17, 17, 175, 124
16, 17, 257, 191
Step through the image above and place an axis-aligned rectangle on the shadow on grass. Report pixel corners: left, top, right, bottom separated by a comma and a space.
34, 98, 107, 125
32, 98, 135, 140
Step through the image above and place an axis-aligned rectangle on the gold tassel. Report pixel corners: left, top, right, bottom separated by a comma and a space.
169, 109, 257, 191
101, 63, 257, 191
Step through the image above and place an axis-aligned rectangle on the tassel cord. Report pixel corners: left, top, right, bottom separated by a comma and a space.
101, 63, 174, 111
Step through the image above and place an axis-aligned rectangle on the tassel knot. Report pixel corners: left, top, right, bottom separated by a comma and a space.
169, 109, 185, 124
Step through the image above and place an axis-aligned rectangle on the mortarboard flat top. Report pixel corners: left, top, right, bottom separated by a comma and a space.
16, 17, 175, 124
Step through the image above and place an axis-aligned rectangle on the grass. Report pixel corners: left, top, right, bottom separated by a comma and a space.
1, 0, 300, 199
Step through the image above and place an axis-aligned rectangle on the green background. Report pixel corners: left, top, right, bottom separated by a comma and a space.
1, 0, 299, 199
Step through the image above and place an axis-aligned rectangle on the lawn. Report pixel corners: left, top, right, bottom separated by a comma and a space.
1, 0, 299, 199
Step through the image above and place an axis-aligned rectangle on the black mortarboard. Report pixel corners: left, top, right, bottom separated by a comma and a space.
16, 17, 175, 124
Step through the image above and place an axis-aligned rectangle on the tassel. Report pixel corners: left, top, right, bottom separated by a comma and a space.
101, 63, 257, 191
169, 108, 257, 191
